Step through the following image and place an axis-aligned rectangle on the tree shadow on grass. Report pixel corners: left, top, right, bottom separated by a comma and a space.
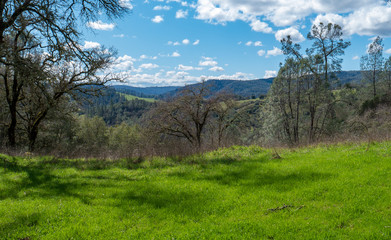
112, 182, 216, 218
0, 212, 41, 239
169, 160, 333, 192
0, 158, 119, 203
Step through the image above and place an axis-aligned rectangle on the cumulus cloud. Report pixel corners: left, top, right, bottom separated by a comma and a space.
123, 71, 201, 87
275, 27, 305, 42
352, 55, 360, 60
140, 63, 159, 69
121, 70, 256, 87
119, 0, 133, 9
250, 20, 273, 33
112, 55, 136, 71
193, 39, 200, 45
178, 64, 203, 71
139, 55, 158, 60
254, 41, 263, 46
201, 72, 255, 81
199, 57, 218, 66
193, 0, 389, 37
182, 39, 190, 45
86, 20, 115, 30
209, 66, 224, 72
176, 9, 188, 18
266, 47, 283, 57
264, 70, 277, 78
245, 41, 263, 46
83, 41, 101, 49
313, 5, 391, 36
171, 51, 181, 57
153, 5, 171, 10
257, 49, 265, 56
152, 15, 164, 23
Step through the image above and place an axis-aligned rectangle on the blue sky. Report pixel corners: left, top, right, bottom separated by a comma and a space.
82, 0, 391, 87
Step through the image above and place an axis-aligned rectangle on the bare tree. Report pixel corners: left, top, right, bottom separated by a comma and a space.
148, 82, 220, 150
210, 93, 238, 147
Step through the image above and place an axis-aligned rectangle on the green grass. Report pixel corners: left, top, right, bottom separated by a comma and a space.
1, 143, 391, 239
118, 93, 156, 102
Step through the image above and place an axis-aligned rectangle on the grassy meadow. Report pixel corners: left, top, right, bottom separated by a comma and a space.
118, 93, 156, 102
1, 142, 391, 239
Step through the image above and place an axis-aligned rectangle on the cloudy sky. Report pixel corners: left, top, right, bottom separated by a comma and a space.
82, 0, 391, 87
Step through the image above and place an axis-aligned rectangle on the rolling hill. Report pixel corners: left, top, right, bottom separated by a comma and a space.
110, 71, 363, 99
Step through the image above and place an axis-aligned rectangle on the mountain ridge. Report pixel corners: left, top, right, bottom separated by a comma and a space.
111, 70, 363, 99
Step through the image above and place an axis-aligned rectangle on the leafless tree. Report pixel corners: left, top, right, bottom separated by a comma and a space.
148, 82, 228, 151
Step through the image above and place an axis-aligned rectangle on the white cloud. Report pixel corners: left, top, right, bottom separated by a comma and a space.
171, 51, 181, 57
193, 39, 200, 45
201, 72, 255, 81
122, 71, 199, 87
199, 57, 218, 66
266, 47, 283, 57
313, 5, 391, 37
153, 5, 171, 10
119, 0, 133, 9
275, 27, 305, 42
178, 64, 203, 71
121, 70, 256, 87
250, 20, 273, 33
112, 55, 136, 71
193, 0, 388, 37
352, 55, 360, 60
245, 41, 263, 47
209, 66, 224, 72
83, 41, 101, 49
257, 49, 265, 56
152, 15, 164, 23
176, 9, 188, 18
264, 70, 277, 78
254, 41, 263, 46
139, 55, 158, 60
113, 34, 125, 38
86, 20, 115, 30
140, 63, 159, 69
182, 39, 190, 45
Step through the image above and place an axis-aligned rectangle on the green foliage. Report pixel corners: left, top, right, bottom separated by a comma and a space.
108, 123, 141, 156
81, 88, 154, 126
76, 116, 108, 151
1, 142, 391, 239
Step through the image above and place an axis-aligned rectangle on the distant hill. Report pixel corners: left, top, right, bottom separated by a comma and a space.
160, 78, 275, 99
112, 71, 363, 100
336, 71, 363, 85
165, 71, 363, 98
112, 85, 180, 98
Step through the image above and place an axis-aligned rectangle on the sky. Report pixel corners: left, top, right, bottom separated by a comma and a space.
81, 0, 391, 87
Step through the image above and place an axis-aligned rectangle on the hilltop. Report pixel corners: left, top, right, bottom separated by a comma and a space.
113, 70, 363, 99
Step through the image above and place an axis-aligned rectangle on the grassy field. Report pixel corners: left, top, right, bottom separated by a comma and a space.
118, 93, 156, 102
1, 142, 391, 239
